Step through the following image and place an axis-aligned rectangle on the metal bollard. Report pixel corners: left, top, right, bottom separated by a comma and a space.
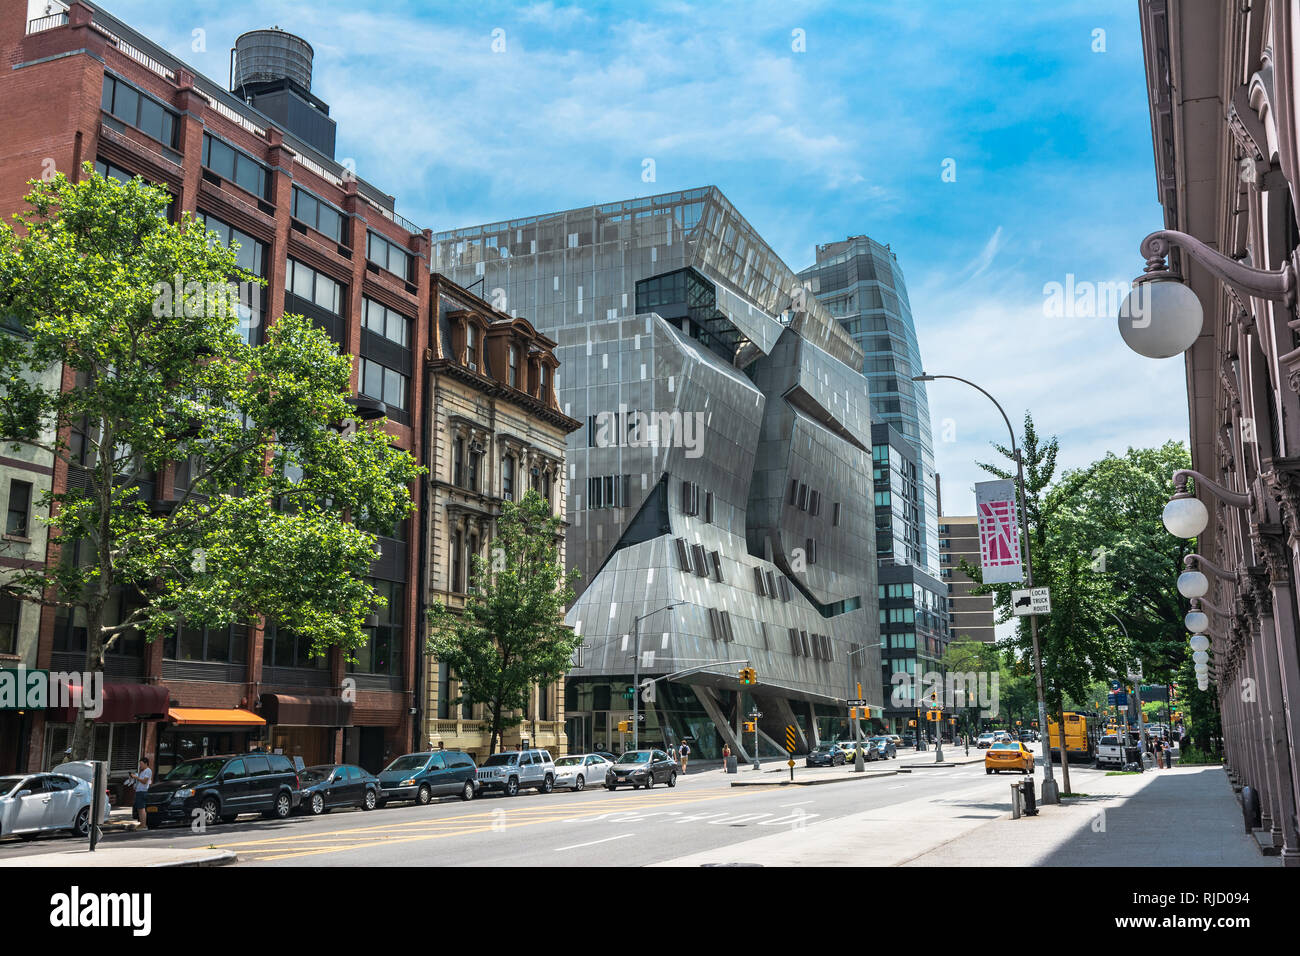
1010, 782, 1022, 819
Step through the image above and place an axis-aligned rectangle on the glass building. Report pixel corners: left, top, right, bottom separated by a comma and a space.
799, 236, 939, 575
800, 238, 951, 737
432, 187, 882, 758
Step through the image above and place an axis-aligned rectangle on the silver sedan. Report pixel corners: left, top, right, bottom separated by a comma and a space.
552, 754, 613, 792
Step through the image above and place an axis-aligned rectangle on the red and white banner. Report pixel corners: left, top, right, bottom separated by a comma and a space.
975, 479, 1024, 584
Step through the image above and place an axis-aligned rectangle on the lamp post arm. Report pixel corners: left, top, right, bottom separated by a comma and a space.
1184, 553, 1236, 581
1172, 468, 1252, 510
1190, 596, 1231, 619
1139, 230, 1295, 306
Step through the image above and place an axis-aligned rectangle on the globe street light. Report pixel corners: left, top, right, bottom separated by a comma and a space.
1118, 229, 1298, 360
912, 372, 1059, 804
1185, 609, 1210, 633
1177, 570, 1209, 598
1190, 635, 1211, 653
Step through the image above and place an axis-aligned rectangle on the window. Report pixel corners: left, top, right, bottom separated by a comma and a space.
451, 531, 464, 592
502, 455, 515, 500
587, 474, 630, 509
709, 551, 724, 582
367, 231, 413, 280
0, 594, 20, 655
291, 185, 344, 241
263, 624, 326, 669
833, 502, 841, 526
164, 622, 248, 665
704, 491, 714, 523
286, 259, 343, 316
5, 481, 32, 537
351, 580, 403, 675
360, 358, 409, 412
539, 364, 550, 399
102, 74, 177, 147
198, 214, 266, 344
454, 438, 464, 487
363, 298, 410, 348
467, 534, 480, 590
467, 446, 481, 493
203, 134, 271, 199
508, 346, 519, 387
465, 324, 479, 371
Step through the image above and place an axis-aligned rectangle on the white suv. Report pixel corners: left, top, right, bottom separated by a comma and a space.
476, 749, 556, 797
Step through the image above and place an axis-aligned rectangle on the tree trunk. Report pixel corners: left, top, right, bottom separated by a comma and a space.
69, 603, 107, 761
1057, 714, 1072, 795
490, 701, 503, 755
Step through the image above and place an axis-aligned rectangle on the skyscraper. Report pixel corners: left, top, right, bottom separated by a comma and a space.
801, 237, 949, 734
433, 187, 881, 758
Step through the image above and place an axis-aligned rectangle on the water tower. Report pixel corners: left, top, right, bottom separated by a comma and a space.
231, 28, 336, 158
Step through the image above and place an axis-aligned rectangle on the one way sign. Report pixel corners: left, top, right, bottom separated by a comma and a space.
1011, 587, 1051, 616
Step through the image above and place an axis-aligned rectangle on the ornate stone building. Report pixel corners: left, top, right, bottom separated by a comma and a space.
1133, 0, 1300, 865
423, 275, 580, 759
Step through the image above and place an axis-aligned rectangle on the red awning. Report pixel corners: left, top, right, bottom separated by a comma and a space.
47, 683, 170, 724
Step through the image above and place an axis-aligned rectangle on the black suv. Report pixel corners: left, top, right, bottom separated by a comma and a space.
144, 754, 300, 828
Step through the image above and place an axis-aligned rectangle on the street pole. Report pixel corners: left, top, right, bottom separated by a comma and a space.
914, 373, 1059, 804
630, 603, 679, 751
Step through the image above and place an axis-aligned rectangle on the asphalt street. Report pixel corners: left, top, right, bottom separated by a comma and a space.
0, 756, 1113, 866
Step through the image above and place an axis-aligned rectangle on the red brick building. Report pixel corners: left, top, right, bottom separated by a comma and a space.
0, 1, 519, 783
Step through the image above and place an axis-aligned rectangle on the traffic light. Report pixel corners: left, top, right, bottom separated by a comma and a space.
744, 721, 756, 733
617, 720, 630, 733
849, 708, 858, 720
739, 667, 756, 685
908, 719, 917, 727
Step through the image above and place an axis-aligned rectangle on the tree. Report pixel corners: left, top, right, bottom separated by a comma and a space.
427, 489, 580, 755
0, 168, 422, 759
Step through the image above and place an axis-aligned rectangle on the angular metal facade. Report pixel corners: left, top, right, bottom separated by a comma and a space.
431, 187, 880, 756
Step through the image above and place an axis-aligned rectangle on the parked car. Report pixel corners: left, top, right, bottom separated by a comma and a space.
378, 751, 478, 805
976, 732, 998, 749
605, 750, 678, 790
51, 761, 115, 816
901, 733, 916, 747
593, 751, 618, 763
806, 743, 847, 767
553, 754, 613, 791
868, 736, 898, 759
297, 764, 382, 814
984, 741, 1036, 775
885, 734, 904, 749
476, 749, 556, 797
143, 753, 300, 828
1018, 731, 1037, 743
0, 771, 104, 840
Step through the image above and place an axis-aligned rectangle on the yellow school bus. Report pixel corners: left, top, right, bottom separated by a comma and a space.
1046, 712, 1097, 762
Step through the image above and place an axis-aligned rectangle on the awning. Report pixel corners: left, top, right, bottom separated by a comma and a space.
47, 683, 170, 724
167, 707, 265, 727
259, 693, 353, 727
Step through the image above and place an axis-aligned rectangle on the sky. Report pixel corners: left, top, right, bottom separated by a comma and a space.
94, 0, 1190, 514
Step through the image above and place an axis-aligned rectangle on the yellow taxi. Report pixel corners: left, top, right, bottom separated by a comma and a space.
984, 740, 1035, 775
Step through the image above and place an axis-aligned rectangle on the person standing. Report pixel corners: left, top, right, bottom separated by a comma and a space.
721, 743, 731, 771
126, 757, 152, 826
678, 740, 691, 774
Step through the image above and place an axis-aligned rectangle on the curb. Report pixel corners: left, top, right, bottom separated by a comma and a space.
731, 770, 898, 788
151, 851, 238, 868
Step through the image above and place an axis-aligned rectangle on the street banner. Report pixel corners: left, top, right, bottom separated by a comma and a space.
975, 479, 1024, 584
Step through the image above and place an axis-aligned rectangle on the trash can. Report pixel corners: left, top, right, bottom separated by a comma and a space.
1020, 778, 1038, 816
725, 755, 738, 774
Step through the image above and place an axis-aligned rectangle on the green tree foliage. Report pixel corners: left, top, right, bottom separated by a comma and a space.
427, 490, 580, 755
0, 168, 421, 758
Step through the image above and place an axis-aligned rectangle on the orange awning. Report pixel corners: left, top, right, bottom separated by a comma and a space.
167, 708, 265, 727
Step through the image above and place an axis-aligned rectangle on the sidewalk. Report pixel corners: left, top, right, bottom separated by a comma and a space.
657, 765, 1275, 867
0, 846, 236, 867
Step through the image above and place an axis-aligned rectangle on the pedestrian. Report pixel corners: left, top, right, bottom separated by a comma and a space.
678, 739, 691, 774
125, 757, 152, 827
721, 743, 731, 770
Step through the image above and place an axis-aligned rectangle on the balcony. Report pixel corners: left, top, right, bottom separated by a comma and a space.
26, 13, 69, 35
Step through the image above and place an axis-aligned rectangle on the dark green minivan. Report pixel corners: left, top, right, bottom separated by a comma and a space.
376, 751, 478, 806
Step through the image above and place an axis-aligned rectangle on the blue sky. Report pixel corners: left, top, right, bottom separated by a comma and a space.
100, 0, 1188, 513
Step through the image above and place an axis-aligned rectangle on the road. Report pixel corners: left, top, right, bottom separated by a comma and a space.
0, 754, 1114, 866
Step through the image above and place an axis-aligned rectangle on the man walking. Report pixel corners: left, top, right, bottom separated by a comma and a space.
678, 739, 691, 774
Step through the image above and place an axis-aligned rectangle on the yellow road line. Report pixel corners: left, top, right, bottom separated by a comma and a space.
224, 791, 737, 862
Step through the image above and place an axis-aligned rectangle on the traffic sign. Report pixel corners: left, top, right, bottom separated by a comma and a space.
785, 725, 797, 753
848, 698, 868, 708
1011, 587, 1051, 616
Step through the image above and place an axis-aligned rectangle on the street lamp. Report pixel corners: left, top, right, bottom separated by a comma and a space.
845, 645, 873, 772
630, 603, 679, 749
1117, 229, 1298, 360
1107, 612, 1148, 766
912, 372, 1059, 804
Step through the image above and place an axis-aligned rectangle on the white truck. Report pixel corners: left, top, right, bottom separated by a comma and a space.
1095, 733, 1139, 769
